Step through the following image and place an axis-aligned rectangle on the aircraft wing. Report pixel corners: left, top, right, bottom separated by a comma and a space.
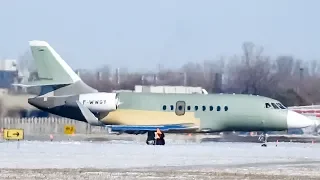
75, 100, 198, 132
106, 124, 197, 132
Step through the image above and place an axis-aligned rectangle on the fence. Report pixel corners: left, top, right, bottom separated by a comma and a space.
0, 117, 106, 135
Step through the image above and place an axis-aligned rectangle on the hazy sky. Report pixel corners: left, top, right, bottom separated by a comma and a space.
1, 0, 320, 71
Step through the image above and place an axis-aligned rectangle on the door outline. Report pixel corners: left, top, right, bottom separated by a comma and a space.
175, 101, 186, 116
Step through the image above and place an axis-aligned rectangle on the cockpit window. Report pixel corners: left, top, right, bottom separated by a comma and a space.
271, 103, 279, 109
265, 103, 271, 108
276, 103, 286, 109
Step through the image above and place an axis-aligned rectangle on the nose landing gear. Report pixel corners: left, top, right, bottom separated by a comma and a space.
258, 132, 268, 147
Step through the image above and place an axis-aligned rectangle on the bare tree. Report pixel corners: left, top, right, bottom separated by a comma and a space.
225, 42, 276, 96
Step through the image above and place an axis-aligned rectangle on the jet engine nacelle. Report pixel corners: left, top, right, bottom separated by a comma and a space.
78, 92, 119, 112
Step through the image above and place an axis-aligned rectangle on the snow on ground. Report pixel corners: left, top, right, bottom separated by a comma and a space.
0, 141, 320, 169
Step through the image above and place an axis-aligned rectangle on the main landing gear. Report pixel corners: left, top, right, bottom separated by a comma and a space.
258, 131, 268, 147
146, 130, 165, 145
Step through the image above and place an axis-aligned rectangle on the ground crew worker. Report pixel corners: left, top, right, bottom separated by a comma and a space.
155, 128, 165, 145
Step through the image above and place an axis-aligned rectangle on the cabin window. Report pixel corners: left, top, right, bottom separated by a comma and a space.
209, 106, 213, 111
187, 106, 191, 111
162, 105, 167, 111
175, 101, 186, 116
276, 103, 286, 109
265, 103, 271, 108
271, 103, 279, 109
224, 106, 228, 111
170, 105, 174, 110
217, 106, 221, 111
195, 106, 198, 111
202, 106, 206, 111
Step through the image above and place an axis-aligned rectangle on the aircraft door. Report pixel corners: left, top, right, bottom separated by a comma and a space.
175, 101, 186, 116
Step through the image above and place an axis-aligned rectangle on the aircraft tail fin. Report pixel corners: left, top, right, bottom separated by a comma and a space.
28, 40, 81, 85
13, 41, 97, 96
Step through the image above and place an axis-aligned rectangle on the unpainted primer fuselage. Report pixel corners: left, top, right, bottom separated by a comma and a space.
23, 40, 310, 134
29, 92, 290, 133
104, 92, 289, 132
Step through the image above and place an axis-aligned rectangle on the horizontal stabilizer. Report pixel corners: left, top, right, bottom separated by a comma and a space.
12, 80, 71, 87
107, 124, 197, 132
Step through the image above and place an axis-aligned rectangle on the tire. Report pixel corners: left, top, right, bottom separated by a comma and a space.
146, 140, 155, 145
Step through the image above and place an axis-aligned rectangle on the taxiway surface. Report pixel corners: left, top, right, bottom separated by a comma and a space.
1, 141, 320, 179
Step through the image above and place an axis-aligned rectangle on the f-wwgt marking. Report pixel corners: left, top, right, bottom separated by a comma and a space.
83, 100, 107, 104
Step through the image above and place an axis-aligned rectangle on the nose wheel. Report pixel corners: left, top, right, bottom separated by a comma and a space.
258, 132, 268, 147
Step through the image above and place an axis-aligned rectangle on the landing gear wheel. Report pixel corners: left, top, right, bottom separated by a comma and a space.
258, 132, 268, 147
146, 140, 155, 145
146, 131, 155, 145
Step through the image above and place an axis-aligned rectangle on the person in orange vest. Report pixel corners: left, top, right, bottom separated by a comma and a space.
155, 128, 165, 145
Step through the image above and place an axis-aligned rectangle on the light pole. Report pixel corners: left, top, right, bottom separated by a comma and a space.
299, 67, 304, 82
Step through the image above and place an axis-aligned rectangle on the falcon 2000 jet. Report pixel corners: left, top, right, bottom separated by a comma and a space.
14, 40, 314, 147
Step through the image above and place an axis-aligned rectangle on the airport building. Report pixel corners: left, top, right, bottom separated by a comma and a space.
0, 59, 19, 94
0, 59, 49, 118
134, 85, 205, 94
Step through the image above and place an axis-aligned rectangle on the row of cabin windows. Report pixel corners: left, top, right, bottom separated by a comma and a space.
162, 105, 228, 112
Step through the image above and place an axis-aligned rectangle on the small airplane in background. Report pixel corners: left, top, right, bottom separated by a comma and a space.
13, 40, 314, 146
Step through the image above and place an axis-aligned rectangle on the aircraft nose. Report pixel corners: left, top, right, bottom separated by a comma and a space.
286, 110, 314, 129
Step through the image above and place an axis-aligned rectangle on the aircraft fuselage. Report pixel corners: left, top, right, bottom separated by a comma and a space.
28, 92, 312, 134
22, 40, 314, 138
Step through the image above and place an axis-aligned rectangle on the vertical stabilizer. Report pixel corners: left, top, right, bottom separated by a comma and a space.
29, 40, 80, 84
13, 40, 98, 96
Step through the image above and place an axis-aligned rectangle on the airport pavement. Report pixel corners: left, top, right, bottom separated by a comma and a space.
0, 132, 205, 143
201, 134, 320, 143
1, 167, 320, 180
2, 132, 320, 144
1, 141, 320, 179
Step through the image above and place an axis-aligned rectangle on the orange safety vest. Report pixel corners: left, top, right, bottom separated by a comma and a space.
155, 128, 162, 139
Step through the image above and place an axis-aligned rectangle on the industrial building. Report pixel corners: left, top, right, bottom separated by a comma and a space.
0, 59, 19, 93
134, 85, 206, 94
0, 59, 48, 118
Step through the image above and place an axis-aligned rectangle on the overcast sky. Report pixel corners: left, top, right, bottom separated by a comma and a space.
1, 0, 319, 71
